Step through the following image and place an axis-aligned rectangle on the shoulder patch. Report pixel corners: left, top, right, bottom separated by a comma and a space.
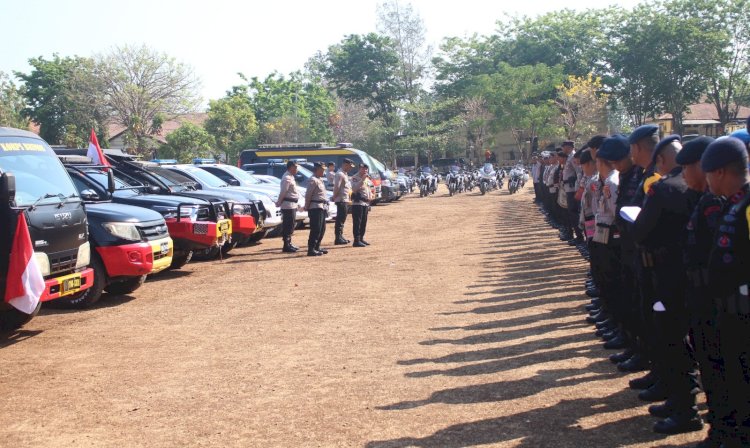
643, 173, 661, 194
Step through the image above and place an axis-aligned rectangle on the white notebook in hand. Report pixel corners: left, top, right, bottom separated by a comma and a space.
620, 206, 642, 223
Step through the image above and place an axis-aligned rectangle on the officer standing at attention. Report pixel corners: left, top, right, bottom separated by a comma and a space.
562, 141, 583, 243
632, 135, 703, 435
276, 160, 301, 253
304, 162, 329, 256
325, 162, 336, 185
678, 136, 728, 447
703, 137, 750, 447
350, 163, 372, 247
333, 158, 354, 245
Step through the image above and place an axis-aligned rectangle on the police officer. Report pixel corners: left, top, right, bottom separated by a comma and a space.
351, 163, 373, 247
325, 162, 336, 185
562, 141, 583, 243
333, 158, 354, 245
276, 160, 301, 253
632, 135, 703, 435
678, 136, 727, 447
305, 162, 329, 256
703, 137, 750, 447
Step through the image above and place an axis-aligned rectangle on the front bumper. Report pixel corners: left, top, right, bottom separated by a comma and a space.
232, 214, 257, 238
41, 268, 95, 302
96, 236, 174, 277
167, 218, 232, 250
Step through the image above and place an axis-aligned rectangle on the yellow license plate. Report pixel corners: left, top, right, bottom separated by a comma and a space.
60, 275, 82, 296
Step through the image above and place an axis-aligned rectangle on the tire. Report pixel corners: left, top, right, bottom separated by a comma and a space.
59, 251, 106, 308
480, 184, 486, 195
244, 232, 265, 244
0, 301, 41, 332
192, 246, 220, 261
221, 240, 237, 256
105, 275, 146, 295
170, 250, 193, 269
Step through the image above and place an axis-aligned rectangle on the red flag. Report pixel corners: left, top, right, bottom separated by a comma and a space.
4, 213, 45, 314
86, 128, 109, 166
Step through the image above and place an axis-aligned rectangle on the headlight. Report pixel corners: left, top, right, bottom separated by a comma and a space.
76, 241, 91, 269
102, 222, 141, 241
34, 252, 51, 277
153, 205, 202, 221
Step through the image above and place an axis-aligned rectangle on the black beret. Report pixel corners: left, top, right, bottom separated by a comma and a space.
676, 136, 714, 165
597, 135, 630, 161
556, 150, 566, 157
573, 151, 582, 159
359, 163, 369, 169
730, 129, 750, 145
343, 158, 354, 164
651, 135, 682, 164
628, 124, 659, 145
286, 160, 298, 169
313, 161, 325, 169
701, 137, 749, 172
562, 140, 575, 147
586, 135, 607, 149
580, 150, 593, 164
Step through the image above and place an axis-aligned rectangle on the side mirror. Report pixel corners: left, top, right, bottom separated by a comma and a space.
148, 186, 161, 194
0, 172, 16, 205
80, 189, 100, 201
107, 169, 116, 194
228, 178, 240, 186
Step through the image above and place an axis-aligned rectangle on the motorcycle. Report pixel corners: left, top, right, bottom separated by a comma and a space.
479, 163, 497, 195
446, 166, 461, 196
508, 168, 524, 194
418, 167, 434, 197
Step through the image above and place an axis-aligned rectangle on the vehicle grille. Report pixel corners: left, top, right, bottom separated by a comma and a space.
48, 248, 78, 275
153, 250, 171, 261
193, 223, 209, 235
138, 223, 169, 241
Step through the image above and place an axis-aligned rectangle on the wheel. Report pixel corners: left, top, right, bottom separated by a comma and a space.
105, 275, 146, 295
58, 251, 106, 308
0, 301, 41, 332
221, 240, 237, 256
480, 184, 486, 195
243, 232, 265, 244
170, 250, 193, 269
192, 246, 220, 261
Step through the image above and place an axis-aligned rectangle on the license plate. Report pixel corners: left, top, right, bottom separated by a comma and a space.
160, 242, 169, 255
60, 275, 82, 296
218, 221, 230, 234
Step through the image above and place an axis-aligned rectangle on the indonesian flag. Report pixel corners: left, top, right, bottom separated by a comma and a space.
86, 128, 109, 166
4, 213, 45, 314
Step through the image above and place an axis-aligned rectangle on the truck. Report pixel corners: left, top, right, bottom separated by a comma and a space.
0, 128, 95, 330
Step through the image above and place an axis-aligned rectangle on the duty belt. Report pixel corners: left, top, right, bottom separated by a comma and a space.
283, 197, 299, 203
310, 200, 329, 205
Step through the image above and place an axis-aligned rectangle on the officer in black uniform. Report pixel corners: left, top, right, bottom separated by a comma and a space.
632, 135, 703, 435
703, 137, 750, 447
678, 136, 728, 447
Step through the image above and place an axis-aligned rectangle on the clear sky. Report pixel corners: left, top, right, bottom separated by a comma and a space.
2, 0, 643, 103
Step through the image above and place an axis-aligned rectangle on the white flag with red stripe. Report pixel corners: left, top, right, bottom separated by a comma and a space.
86, 128, 109, 166
4, 213, 45, 314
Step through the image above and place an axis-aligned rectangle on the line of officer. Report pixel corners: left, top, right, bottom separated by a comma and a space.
333, 158, 354, 245
276, 160, 301, 253
304, 162, 329, 256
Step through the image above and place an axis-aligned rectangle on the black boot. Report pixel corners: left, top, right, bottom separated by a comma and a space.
307, 249, 323, 256
603, 333, 627, 350
629, 370, 657, 390
353, 239, 366, 248
609, 349, 633, 364
639, 380, 670, 402
618, 353, 649, 372
653, 416, 703, 435
316, 246, 328, 255
648, 400, 674, 418
282, 238, 298, 253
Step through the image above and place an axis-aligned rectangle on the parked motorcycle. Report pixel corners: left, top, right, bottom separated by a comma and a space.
479, 163, 497, 195
418, 166, 434, 197
446, 166, 461, 196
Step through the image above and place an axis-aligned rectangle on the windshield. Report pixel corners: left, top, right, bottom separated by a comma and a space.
176, 166, 228, 188
0, 137, 79, 207
483, 163, 494, 173
224, 166, 263, 185
145, 166, 196, 190
85, 170, 140, 198
420, 166, 432, 174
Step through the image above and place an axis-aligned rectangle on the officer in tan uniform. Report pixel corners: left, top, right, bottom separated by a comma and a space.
304, 162, 329, 256
350, 163, 373, 247
276, 160, 301, 253
333, 158, 354, 245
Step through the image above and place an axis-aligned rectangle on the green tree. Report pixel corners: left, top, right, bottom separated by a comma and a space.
325, 33, 404, 136
0, 72, 29, 129
95, 45, 201, 154
205, 85, 259, 164
555, 73, 609, 141
15, 55, 107, 145
158, 122, 215, 163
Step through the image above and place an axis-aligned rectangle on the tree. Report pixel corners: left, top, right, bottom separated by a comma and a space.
325, 33, 404, 135
462, 96, 492, 159
15, 55, 107, 146
555, 73, 609, 141
376, 0, 431, 102
205, 85, 259, 164
0, 72, 28, 129
158, 122, 215, 163
95, 45, 201, 154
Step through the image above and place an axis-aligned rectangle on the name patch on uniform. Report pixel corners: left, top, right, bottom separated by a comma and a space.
719, 235, 732, 248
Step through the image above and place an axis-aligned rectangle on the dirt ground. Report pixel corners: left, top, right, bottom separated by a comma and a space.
0, 185, 707, 447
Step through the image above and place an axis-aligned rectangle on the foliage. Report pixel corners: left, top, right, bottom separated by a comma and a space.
555, 73, 609, 141
15, 55, 107, 146
158, 122, 215, 163
205, 86, 259, 164
95, 45, 201, 154
0, 72, 29, 129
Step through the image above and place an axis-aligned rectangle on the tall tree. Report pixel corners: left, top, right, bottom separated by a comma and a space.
16, 55, 107, 145
0, 72, 29, 129
325, 33, 404, 136
555, 73, 609, 141
158, 122, 215, 163
205, 84, 259, 163
95, 45, 201, 154
376, 0, 431, 102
